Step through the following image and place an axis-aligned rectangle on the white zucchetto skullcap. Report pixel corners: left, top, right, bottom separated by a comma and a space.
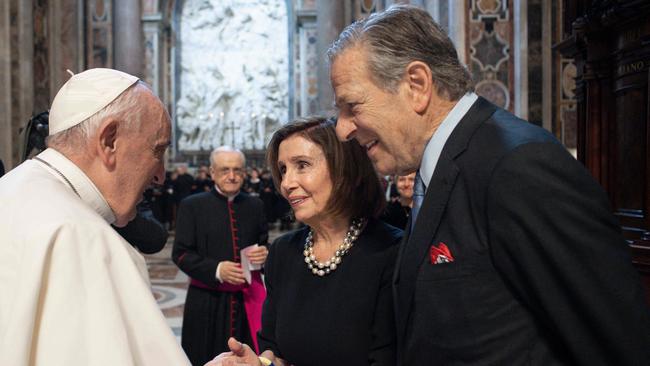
48, 68, 139, 135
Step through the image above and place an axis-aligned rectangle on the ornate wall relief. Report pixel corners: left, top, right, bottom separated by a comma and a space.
175, 0, 289, 152
86, 0, 113, 68
558, 58, 577, 150
467, 0, 513, 112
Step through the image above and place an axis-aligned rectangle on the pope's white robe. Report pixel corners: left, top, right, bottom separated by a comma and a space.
0, 149, 190, 366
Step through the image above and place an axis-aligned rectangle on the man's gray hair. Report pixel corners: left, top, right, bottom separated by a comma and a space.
46, 81, 148, 151
209, 146, 246, 166
327, 4, 474, 101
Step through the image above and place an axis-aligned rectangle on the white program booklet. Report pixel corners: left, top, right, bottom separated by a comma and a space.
240, 244, 262, 284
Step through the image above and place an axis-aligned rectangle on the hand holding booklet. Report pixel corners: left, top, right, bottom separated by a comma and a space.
240, 244, 262, 284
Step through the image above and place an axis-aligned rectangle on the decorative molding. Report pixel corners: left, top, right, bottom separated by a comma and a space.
353, 0, 383, 19
143, 24, 160, 94
86, 0, 113, 68
297, 20, 318, 116
467, 0, 514, 111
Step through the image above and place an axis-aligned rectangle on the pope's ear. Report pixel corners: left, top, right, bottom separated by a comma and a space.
95, 118, 119, 168
405, 61, 433, 114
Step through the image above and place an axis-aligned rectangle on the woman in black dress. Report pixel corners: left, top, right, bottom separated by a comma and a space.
211, 117, 402, 366
381, 173, 415, 230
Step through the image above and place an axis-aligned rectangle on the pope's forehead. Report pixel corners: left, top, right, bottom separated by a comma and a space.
145, 95, 170, 125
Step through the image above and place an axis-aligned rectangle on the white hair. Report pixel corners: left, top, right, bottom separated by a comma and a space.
209, 146, 246, 166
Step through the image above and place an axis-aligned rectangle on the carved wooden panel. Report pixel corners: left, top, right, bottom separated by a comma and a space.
558, 0, 650, 300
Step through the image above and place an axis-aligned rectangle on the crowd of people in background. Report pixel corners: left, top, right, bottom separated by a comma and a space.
145, 164, 288, 232
144, 163, 415, 233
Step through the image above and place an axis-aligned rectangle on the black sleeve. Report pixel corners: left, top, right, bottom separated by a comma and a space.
369, 243, 399, 366
172, 198, 220, 286
487, 142, 650, 365
114, 211, 168, 254
257, 238, 281, 357
380, 202, 406, 230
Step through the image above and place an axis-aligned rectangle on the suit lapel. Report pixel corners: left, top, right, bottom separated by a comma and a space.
393, 97, 497, 342
394, 158, 458, 339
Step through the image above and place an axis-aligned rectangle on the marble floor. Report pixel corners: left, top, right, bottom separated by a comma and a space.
145, 227, 289, 343
145, 242, 187, 343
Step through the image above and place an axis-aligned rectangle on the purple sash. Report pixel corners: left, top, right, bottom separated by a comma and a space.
190, 271, 266, 353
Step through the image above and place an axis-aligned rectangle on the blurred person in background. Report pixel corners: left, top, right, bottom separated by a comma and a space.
243, 167, 262, 197
193, 166, 214, 194
381, 173, 415, 230
259, 169, 278, 227
174, 164, 195, 202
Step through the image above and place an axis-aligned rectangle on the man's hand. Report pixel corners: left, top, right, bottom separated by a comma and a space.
218, 261, 246, 285
204, 337, 261, 366
247, 245, 269, 265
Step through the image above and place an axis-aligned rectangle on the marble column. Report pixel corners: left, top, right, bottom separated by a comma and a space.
0, 0, 12, 169
0, 0, 34, 170
48, 0, 83, 101
142, 13, 163, 96
514, 0, 528, 120
449, 0, 467, 64
114, 0, 144, 77
316, 0, 346, 114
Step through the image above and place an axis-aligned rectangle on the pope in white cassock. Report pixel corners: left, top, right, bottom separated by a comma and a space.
0, 69, 191, 365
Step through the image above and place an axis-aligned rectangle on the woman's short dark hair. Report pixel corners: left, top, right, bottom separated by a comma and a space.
267, 116, 385, 220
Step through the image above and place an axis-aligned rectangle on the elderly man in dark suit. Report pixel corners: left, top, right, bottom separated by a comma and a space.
328, 5, 650, 366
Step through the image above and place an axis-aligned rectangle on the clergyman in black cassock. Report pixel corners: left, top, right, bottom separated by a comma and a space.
172, 148, 268, 366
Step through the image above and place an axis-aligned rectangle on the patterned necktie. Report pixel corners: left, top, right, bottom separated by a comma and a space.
410, 171, 425, 232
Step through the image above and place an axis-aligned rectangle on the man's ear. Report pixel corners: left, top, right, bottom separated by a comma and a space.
95, 118, 120, 169
404, 61, 433, 114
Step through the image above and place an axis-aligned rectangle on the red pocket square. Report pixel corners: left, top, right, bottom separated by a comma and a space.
430, 242, 454, 264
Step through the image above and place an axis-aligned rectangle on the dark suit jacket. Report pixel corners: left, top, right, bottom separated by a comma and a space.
393, 97, 650, 365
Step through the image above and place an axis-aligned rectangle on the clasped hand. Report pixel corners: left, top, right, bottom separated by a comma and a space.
219, 245, 268, 285
204, 338, 260, 366
246, 245, 269, 265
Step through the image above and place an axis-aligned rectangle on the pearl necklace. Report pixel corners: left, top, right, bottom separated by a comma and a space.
303, 218, 365, 276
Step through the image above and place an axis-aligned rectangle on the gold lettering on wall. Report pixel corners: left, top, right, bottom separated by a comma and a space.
617, 60, 646, 76
622, 27, 642, 43
617, 25, 650, 49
